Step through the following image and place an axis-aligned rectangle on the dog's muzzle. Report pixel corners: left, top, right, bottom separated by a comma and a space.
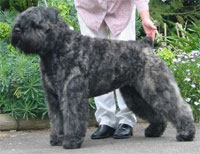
11, 27, 22, 47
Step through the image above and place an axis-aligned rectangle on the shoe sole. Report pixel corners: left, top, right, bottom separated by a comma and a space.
113, 134, 132, 139
91, 135, 113, 139
91, 136, 112, 140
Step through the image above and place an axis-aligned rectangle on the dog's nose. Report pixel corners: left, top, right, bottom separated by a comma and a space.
14, 27, 21, 33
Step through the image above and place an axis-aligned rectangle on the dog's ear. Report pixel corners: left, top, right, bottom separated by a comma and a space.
30, 12, 42, 25
143, 36, 153, 47
46, 7, 60, 24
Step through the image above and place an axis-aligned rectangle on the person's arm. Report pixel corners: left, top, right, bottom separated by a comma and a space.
133, 0, 157, 40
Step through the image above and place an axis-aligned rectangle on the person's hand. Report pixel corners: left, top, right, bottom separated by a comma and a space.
139, 11, 157, 41
142, 18, 157, 40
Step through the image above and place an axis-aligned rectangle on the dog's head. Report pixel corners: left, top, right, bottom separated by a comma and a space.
11, 7, 63, 55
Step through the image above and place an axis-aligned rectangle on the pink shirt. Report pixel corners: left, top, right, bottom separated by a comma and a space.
75, 0, 149, 35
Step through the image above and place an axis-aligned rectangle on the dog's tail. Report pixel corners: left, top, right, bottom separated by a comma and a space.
142, 36, 153, 48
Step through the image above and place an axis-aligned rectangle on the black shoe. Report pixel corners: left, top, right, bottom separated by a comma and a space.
113, 124, 133, 139
91, 125, 115, 139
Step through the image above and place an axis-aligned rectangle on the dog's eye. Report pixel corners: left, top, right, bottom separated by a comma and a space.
24, 25, 29, 31
31, 22, 43, 29
35, 25, 43, 29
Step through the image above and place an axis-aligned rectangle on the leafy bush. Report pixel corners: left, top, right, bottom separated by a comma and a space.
0, 22, 11, 40
0, 0, 10, 10
0, 46, 47, 120
46, 0, 79, 31
166, 23, 200, 53
0, 9, 19, 26
9, 0, 39, 12
156, 48, 175, 68
150, 0, 200, 35
0, 40, 7, 53
172, 51, 200, 122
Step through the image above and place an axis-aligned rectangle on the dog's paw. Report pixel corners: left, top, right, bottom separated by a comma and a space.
50, 140, 62, 146
176, 121, 195, 141
62, 136, 83, 149
145, 122, 167, 137
176, 130, 195, 141
50, 134, 63, 146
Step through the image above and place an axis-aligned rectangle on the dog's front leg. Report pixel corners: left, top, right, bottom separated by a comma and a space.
44, 88, 64, 146
61, 75, 89, 149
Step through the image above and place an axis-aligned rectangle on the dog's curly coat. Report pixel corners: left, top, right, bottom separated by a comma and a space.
11, 7, 195, 149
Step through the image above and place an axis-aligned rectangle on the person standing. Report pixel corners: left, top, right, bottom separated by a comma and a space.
74, 0, 156, 139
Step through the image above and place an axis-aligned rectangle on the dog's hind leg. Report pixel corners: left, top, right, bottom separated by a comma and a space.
160, 81, 196, 141
120, 86, 167, 138
44, 88, 64, 146
134, 69, 195, 141
61, 75, 89, 149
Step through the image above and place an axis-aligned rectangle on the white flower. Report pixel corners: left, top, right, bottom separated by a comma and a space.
198, 90, 200, 93
69, 26, 74, 30
184, 56, 188, 59
186, 69, 190, 72
189, 55, 194, 59
184, 78, 191, 82
190, 50, 200, 57
176, 58, 182, 62
185, 98, 191, 102
177, 55, 183, 58
191, 59, 195, 62
197, 63, 200, 68
194, 102, 200, 106
173, 58, 178, 63
181, 61, 186, 64
191, 84, 196, 88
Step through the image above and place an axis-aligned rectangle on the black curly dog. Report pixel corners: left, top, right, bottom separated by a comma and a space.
11, 7, 195, 149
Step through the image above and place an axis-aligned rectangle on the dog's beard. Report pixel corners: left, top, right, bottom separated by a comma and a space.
12, 36, 33, 54
11, 33, 21, 47
11, 31, 45, 55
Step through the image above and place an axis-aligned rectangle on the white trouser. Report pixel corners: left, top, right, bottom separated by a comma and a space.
77, 6, 137, 129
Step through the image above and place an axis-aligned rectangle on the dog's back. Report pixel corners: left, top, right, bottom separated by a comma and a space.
87, 37, 153, 97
